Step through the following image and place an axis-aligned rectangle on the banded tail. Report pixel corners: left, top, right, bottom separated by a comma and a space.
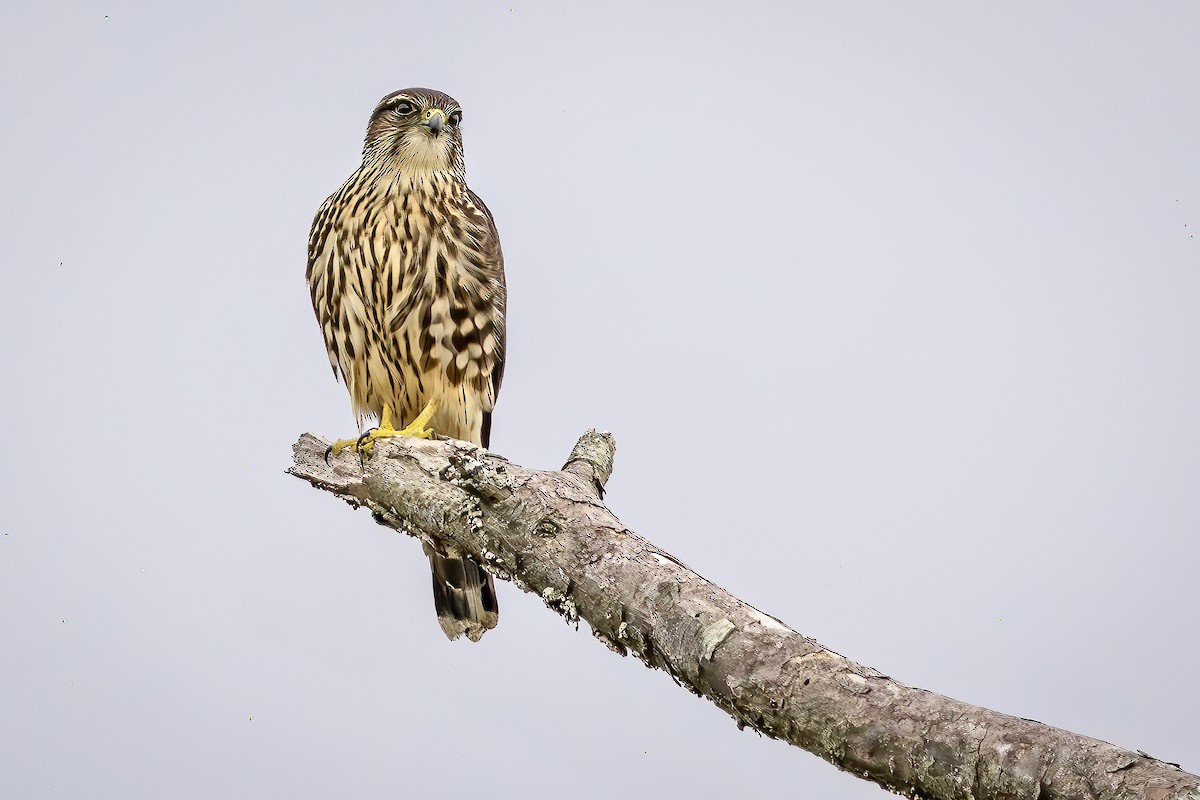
425, 544, 499, 642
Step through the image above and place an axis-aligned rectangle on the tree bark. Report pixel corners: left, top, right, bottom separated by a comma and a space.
288, 430, 1197, 800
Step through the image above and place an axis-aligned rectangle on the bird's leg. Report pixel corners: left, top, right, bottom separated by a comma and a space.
327, 404, 401, 458
326, 401, 439, 461
392, 397, 439, 439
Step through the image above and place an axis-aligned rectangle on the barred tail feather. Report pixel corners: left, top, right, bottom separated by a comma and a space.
425, 545, 499, 642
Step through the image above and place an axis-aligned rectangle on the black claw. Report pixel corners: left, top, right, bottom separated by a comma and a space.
324, 445, 334, 465
356, 428, 377, 469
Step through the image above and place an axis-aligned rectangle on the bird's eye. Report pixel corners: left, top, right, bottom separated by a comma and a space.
448, 111, 462, 127
393, 100, 415, 115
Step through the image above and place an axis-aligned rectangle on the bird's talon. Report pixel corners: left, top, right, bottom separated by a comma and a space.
326, 437, 363, 457
395, 421, 434, 439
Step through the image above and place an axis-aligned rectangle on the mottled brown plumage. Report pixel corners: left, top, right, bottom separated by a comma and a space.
307, 88, 505, 641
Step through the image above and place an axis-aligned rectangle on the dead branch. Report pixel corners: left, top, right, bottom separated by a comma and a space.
288, 430, 1198, 800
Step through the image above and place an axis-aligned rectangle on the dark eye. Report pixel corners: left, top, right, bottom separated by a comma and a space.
393, 100, 415, 115
448, 111, 462, 127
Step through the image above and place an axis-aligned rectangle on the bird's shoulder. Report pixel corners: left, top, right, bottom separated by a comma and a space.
306, 168, 378, 273
461, 187, 504, 275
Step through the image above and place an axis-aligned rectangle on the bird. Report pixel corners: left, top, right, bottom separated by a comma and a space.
306, 88, 506, 642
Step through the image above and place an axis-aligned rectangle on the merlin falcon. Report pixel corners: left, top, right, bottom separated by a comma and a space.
306, 88, 506, 642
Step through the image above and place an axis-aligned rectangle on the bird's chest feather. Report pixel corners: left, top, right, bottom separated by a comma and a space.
338, 189, 500, 395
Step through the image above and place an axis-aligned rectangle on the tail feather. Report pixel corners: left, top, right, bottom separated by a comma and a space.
425, 545, 498, 642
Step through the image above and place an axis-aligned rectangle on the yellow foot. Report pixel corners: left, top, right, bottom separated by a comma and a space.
393, 396, 439, 440
326, 400, 439, 461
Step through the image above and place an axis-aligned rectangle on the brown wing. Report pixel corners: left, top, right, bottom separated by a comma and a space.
467, 188, 506, 449
306, 189, 346, 383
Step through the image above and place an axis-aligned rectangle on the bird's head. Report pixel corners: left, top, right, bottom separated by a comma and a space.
363, 88, 465, 176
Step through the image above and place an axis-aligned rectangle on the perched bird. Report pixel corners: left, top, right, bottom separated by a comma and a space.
306, 88, 506, 642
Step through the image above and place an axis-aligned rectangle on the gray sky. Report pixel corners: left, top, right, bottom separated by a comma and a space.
2, 2, 1197, 797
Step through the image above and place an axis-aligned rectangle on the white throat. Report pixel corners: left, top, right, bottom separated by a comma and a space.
395, 130, 454, 176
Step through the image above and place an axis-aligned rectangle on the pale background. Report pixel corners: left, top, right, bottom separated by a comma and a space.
1, 2, 1197, 797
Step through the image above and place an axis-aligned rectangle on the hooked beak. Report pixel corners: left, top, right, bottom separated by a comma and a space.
422, 108, 446, 136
